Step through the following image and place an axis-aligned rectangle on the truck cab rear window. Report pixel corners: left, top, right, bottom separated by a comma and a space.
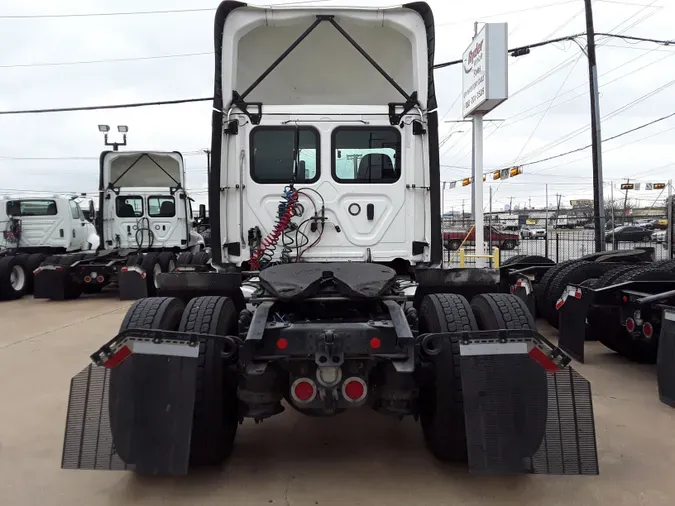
250, 127, 319, 183
332, 127, 400, 183
148, 196, 175, 217
6, 200, 58, 216
116, 196, 143, 218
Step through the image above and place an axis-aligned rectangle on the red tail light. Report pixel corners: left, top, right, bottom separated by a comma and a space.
291, 378, 316, 404
643, 321, 654, 338
96, 275, 105, 283
626, 317, 636, 332
84, 276, 92, 283
342, 377, 367, 402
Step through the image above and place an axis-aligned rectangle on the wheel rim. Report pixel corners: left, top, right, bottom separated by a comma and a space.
10, 265, 26, 291
153, 262, 162, 289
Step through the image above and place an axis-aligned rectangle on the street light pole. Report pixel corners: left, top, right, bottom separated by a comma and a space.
584, 0, 606, 251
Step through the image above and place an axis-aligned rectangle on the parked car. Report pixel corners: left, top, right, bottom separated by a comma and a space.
605, 225, 653, 243
443, 226, 520, 251
583, 222, 594, 229
652, 229, 666, 243
520, 224, 547, 240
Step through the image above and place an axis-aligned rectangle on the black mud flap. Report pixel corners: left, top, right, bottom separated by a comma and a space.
657, 307, 675, 408
33, 266, 69, 300
458, 334, 598, 475
62, 341, 199, 475
118, 265, 148, 300
557, 284, 594, 363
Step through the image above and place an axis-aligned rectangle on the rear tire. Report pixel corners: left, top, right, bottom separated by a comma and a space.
158, 252, 176, 273
0, 256, 29, 300
110, 297, 186, 469
25, 253, 47, 294
179, 296, 240, 467
140, 252, 161, 295
418, 293, 477, 463
545, 261, 614, 328
191, 251, 211, 265
534, 260, 578, 316
177, 252, 193, 266
471, 293, 536, 330
470, 293, 546, 458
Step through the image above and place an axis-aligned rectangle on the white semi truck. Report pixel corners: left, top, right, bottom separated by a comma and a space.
61, 1, 598, 478
33, 150, 205, 300
0, 195, 98, 300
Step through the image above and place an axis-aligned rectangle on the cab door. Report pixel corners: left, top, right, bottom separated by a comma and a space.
325, 126, 408, 260
67, 200, 88, 251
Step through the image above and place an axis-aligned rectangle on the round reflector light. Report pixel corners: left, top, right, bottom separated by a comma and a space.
291, 378, 316, 403
643, 321, 654, 338
84, 276, 92, 283
626, 317, 635, 332
342, 378, 367, 402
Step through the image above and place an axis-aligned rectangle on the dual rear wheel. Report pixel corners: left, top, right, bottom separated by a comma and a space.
111, 295, 239, 472
418, 292, 543, 464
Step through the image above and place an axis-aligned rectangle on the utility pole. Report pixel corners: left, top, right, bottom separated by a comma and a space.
509, 197, 513, 215
528, 196, 532, 209
203, 149, 211, 175
623, 178, 630, 220
584, 0, 606, 251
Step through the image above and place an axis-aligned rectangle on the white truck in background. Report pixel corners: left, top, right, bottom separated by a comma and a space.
0, 195, 98, 300
33, 150, 206, 300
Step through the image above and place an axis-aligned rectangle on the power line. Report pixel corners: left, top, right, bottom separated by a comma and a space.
0, 1, 338, 20
433, 32, 673, 69
518, 111, 675, 167
0, 7, 214, 19
0, 97, 211, 115
0, 52, 212, 69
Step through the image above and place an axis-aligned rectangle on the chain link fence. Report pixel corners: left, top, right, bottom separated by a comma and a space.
442, 214, 672, 267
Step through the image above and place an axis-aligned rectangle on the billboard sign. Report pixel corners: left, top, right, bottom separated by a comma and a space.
462, 23, 509, 117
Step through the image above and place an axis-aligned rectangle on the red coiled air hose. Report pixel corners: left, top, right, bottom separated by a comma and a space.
250, 191, 298, 270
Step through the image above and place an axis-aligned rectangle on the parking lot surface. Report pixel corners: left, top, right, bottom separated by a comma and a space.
1, 296, 675, 506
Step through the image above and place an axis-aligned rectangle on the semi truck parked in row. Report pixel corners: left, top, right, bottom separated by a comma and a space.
34, 150, 205, 300
60, 2, 598, 478
0, 195, 98, 300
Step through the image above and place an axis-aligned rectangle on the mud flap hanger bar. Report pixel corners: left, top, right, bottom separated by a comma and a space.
228, 14, 419, 128
90, 328, 242, 368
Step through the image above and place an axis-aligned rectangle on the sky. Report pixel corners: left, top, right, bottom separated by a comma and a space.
0, 0, 673, 213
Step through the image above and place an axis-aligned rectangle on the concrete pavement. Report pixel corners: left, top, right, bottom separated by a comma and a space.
1, 296, 674, 506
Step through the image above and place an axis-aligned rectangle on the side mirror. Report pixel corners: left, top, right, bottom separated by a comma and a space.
88, 200, 96, 221
199, 204, 206, 220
